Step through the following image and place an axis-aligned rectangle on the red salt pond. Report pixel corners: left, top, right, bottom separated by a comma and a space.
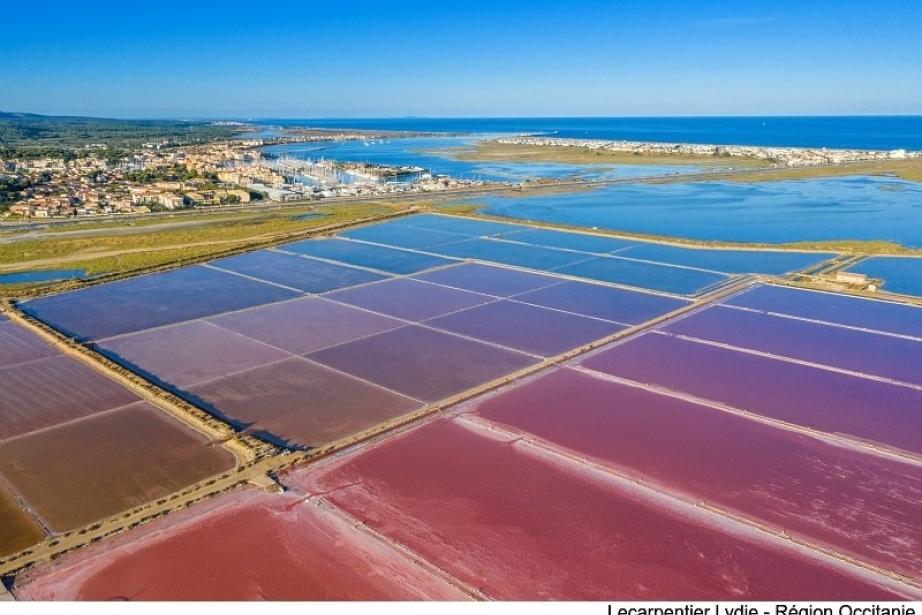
0, 402, 235, 532
582, 333, 922, 457
515, 279, 689, 324
308, 325, 538, 402
427, 300, 623, 356
412, 263, 561, 297
471, 367, 922, 581
292, 419, 913, 600
207, 297, 404, 355
667, 305, 922, 385
98, 320, 289, 388
187, 357, 421, 448
0, 319, 57, 368
0, 484, 45, 558
325, 277, 494, 321
726, 284, 922, 339
13, 489, 468, 600
0, 354, 138, 441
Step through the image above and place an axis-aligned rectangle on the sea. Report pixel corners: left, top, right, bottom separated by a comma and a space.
255, 116, 922, 151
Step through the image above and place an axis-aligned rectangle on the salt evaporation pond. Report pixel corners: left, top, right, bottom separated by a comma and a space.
470, 367, 922, 581
293, 419, 908, 600
13, 490, 467, 600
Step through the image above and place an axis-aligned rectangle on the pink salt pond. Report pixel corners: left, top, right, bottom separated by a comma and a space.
13, 489, 468, 601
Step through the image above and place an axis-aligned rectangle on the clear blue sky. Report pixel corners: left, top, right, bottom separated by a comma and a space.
2, 0, 920, 118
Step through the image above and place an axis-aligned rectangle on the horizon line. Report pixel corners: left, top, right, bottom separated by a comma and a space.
3, 111, 922, 123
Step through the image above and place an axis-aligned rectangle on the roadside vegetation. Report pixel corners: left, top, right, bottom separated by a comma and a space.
0, 201, 414, 293
20, 208, 280, 235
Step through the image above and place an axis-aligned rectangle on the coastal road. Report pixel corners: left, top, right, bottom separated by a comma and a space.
0, 217, 237, 244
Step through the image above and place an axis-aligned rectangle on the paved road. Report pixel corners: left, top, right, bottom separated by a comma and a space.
0, 218, 231, 244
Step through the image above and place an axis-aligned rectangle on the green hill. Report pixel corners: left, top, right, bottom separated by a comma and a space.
0, 112, 241, 158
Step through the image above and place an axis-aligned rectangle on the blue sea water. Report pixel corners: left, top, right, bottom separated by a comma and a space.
256, 116, 922, 151
473, 176, 922, 247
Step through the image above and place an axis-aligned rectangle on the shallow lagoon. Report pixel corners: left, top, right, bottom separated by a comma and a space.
265, 135, 702, 183
848, 257, 922, 297
0, 269, 84, 285
475, 176, 922, 246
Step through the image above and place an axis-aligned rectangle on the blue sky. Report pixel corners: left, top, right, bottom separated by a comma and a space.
1, 0, 920, 118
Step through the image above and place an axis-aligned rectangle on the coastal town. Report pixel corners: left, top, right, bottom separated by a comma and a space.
0, 131, 487, 220
495, 136, 920, 166
3, 126, 921, 220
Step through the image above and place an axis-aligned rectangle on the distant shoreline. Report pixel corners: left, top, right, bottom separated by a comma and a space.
251, 116, 922, 151
453, 138, 922, 183
485, 136, 920, 165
